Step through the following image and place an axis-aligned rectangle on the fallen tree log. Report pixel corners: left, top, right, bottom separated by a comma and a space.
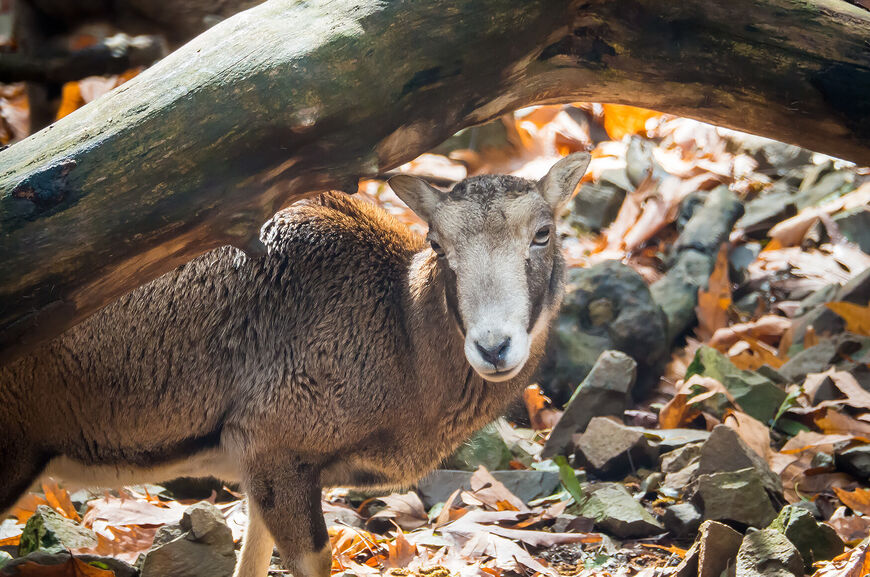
1, 0, 869, 364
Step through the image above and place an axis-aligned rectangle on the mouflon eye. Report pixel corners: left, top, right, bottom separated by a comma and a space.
430, 240, 446, 257
532, 226, 551, 246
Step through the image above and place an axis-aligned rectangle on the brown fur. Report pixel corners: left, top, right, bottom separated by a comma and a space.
0, 154, 589, 577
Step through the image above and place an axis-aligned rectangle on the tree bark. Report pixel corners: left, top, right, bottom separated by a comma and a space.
1, 0, 869, 364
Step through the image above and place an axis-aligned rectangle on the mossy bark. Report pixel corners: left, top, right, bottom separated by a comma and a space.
1, 0, 869, 363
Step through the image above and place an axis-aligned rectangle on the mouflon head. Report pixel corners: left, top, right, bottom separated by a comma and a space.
389, 152, 591, 382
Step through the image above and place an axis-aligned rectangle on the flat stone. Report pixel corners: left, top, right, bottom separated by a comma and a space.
140, 501, 236, 577
569, 181, 626, 233
416, 470, 559, 509
833, 206, 870, 253
572, 417, 658, 479
662, 460, 700, 496
696, 468, 778, 528
698, 425, 783, 498
663, 503, 702, 539
660, 442, 704, 474
579, 483, 663, 538
18, 505, 97, 556
671, 520, 743, 577
768, 505, 844, 571
542, 350, 637, 458
736, 529, 804, 577
642, 428, 711, 452
697, 521, 744, 577
686, 346, 787, 423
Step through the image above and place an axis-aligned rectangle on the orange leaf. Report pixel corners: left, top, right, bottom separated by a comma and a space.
7, 556, 116, 576
522, 384, 562, 431
601, 104, 661, 140
695, 245, 731, 341
55, 82, 84, 121
834, 487, 870, 516
826, 302, 870, 336
9, 493, 48, 524
42, 479, 80, 522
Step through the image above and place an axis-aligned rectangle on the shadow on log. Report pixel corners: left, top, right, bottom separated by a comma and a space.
1, 0, 869, 364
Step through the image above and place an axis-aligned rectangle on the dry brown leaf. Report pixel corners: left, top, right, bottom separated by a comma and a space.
723, 409, 774, 465
780, 431, 857, 454
815, 409, 870, 436
468, 467, 527, 512
82, 495, 185, 527
827, 507, 870, 544
710, 315, 792, 350
3, 556, 117, 577
522, 384, 562, 431
384, 531, 418, 568
659, 375, 736, 429
696, 245, 732, 341
42, 479, 80, 522
73, 526, 160, 564
826, 302, 870, 336
809, 370, 870, 412
601, 104, 661, 140
368, 492, 428, 531
726, 337, 785, 370
812, 538, 870, 576
834, 487, 870, 516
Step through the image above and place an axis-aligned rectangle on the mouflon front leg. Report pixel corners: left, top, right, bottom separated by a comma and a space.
233, 499, 276, 577
242, 457, 331, 577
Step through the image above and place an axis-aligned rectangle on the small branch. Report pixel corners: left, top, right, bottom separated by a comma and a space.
0, 34, 166, 84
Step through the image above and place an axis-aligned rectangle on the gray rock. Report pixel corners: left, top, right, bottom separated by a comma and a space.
796, 166, 854, 209
737, 188, 795, 233
538, 261, 668, 403
736, 529, 804, 577
662, 460, 700, 496
572, 417, 658, 478
833, 206, 870, 253
686, 347, 787, 423
643, 428, 711, 452
140, 501, 236, 577
569, 181, 626, 233
416, 470, 559, 509
836, 445, 870, 481
698, 425, 783, 498
18, 505, 97, 556
671, 520, 743, 577
444, 421, 513, 472
663, 503, 702, 539
541, 351, 637, 458
768, 505, 844, 571
651, 186, 744, 344
579, 483, 663, 538
696, 468, 778, 528
779, 333, 870, 384
660, 442, 704, 474
789, 267, 870, 348
0, 552, 137, 577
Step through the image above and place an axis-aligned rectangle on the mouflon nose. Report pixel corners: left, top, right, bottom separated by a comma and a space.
475, 337, 511, 369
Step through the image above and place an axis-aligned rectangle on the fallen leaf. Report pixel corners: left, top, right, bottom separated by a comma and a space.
815, 409, 870, 436
659, 375, 736, 429
601, 104, 661, 140
522, 385, 562, 431
367, 492, 429, 531
723, 409, 774, 465
82, 495, 185, 527
696, 245, 732, 341
834, 487, 870, 516
812, 538, 870, 577
710, 315, 792, 349
3, 556, 116, 577
827, 302, 870, 336
468, 467, 528, 512
827, 507, 870, 544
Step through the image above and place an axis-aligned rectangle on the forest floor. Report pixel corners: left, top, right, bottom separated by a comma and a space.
1, 76, 870, 577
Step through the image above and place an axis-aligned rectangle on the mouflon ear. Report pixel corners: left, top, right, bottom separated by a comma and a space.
388, 175, 445, 222
537, 152, 592, 211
